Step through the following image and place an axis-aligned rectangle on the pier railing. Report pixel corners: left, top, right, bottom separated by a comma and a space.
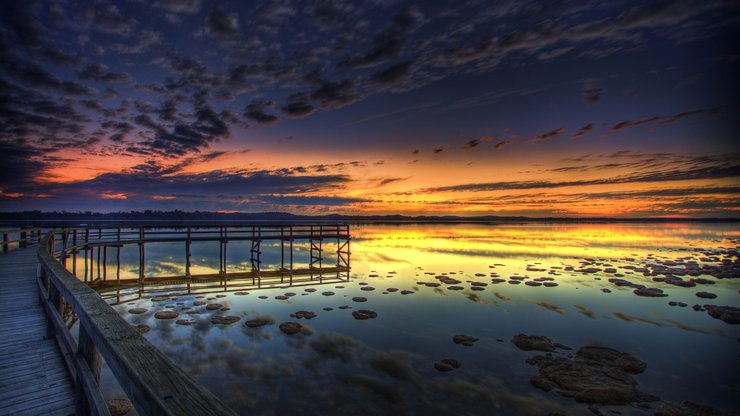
36, 224, 351, 415
0, 227, 42, 253
51, 224, 351, 297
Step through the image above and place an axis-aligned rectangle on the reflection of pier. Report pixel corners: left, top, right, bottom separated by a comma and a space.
52, 225, 351, 303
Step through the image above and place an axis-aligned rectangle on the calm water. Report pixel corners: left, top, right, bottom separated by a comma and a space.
92, 223, 739, 415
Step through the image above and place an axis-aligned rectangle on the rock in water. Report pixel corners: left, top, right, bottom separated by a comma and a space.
452, 334, 478, 346
245, 318, 273, 328
633, 287, 668, 297
705, 305, 740, 324
654, 400, 733, 416
212, 315, 240, 325
352, 309, 378, 320
279, 321, 303, 335
154, 311, 179, 319
525, 345, 655, 406
512, 334, 557, 352
696, 291, 717, 299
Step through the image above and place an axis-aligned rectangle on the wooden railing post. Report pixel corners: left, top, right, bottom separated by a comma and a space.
76, 325, 102, 414
2, 232, 7, 253
20, 230, 27, 248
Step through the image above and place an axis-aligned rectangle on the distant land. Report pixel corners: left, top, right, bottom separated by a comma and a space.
0, 211, 737, 227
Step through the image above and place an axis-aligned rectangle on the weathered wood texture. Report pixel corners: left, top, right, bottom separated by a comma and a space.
0, 249, 75, 416
38, 236, 238, 416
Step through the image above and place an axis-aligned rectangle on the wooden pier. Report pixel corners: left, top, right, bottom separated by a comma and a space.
54, 225, 351, 302
0, 224, 351, 415
0, 248, 75, 416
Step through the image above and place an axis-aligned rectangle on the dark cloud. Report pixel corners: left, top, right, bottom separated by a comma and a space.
205, 7, 239, 37
581, 80, 602, 106
433, 145, 448, 154
493, 140, 511, 150
378, 177, 407, 186
611, 116, 661, 132
571, 123, 595, 139
245, 100, 278, 125
1, 55, 97, 95
425, 164, 740, 193
312, 0, 345, 27
369, 60, 416, 89
1, 0, 45, 46
11, 165, 353, 207
310, 79, 359, 109
280, 93, 315, 118
462, 136, 494, 150
535, 127, 565, 141
338, 6, 422, 69
152, 0, 201, 14
78, 63, 132, 83
85, 3, 138, 36
411, 149, 419, 154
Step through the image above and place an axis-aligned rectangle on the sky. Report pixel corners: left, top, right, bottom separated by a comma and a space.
0, 0, 738, 217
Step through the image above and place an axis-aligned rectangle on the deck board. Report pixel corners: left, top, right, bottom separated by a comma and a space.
0, 249, 76, 416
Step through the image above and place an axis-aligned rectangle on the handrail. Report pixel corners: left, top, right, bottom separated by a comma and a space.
37, 232, 239, 416
0, 227, 42, 253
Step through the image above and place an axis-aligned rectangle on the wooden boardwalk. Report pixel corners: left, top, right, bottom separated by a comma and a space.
0, 249, 75, 416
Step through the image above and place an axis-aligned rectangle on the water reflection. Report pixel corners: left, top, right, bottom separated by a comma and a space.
107, 223, 738, 415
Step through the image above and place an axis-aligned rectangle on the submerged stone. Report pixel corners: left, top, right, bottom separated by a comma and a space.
212, 315, 240, 325
135, 324, 150, 334
352, 296, 367, 302
290, 310, 317, 319
352, 309, 378, 320
705, 305, 740, 324
206, 303, 224, 310
154, 311, 179, 319
526, 345, 654, 406
245, 318, 273, 328
512, 334, 559, 352
633, 287, 668, 297
696, 291, 717, 299
452, 334, 479, 346
127, 307, 147, 314
279, 321, 303, 335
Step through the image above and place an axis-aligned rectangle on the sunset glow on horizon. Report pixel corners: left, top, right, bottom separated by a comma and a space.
1, 1, 738, 217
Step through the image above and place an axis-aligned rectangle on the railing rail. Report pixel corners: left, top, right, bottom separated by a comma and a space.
37, 232, 239, 416
0, 227, 43, 253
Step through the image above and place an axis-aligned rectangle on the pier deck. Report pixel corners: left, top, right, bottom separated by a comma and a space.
0, 248, 75, 416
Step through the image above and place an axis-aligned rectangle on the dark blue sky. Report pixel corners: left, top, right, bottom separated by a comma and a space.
1, 0, 738, 216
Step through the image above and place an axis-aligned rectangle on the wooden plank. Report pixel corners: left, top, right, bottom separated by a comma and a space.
0, 248, 76, 416
39, 237, 239, 416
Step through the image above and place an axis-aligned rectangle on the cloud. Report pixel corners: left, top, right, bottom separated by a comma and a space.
152, 0, 201, 14
310, 79, 359, 109
78, 63, 132, 83
581, 80, 602, 106
1, 55, 97, 95
571, 123, 595, 139
424, 163, 740, 193
244, 100, 278, 125
433, 145, 448, 154
4, 163, 357, 211
611, 116, 660, 132
338, 6, 422, 69
85, 3, 138, 37
369, 60, 415, 88
205, 7, 239, 38
462, 136, 495, 150
493, 140, 511, 149
280, 93, 315, 118
535, 127, 565, 141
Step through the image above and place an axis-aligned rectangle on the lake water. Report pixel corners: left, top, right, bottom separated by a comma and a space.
89, 222, 739, 415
